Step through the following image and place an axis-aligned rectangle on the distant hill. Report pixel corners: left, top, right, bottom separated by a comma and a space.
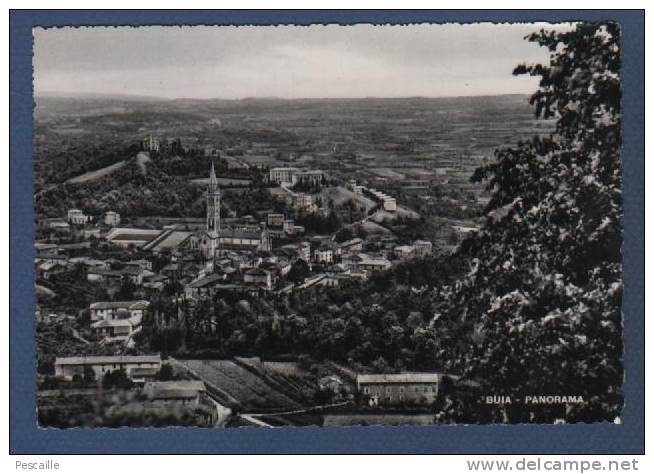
35, 92, 167, 102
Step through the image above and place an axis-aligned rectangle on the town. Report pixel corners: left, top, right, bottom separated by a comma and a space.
34, 95, 551, 427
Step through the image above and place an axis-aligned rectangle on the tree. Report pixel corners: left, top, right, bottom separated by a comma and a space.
287, 259, 310, 284
116, 276, 137, 300
335, 226, 355, 243
442, 23, 623, 423
157, 363, 175, 381
102, 369, 133, 390
83, 366, 96, 386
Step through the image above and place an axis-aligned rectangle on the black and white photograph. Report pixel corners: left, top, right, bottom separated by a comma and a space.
31, 21, 623, 429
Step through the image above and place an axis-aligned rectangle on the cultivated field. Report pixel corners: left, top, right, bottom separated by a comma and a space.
178, 359, 314, 411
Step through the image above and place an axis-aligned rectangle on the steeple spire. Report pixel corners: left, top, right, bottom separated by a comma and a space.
206, 161, 221, 265
209, 160, 218, 191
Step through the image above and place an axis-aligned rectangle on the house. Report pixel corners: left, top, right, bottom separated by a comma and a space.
452, 225, 480, 237
69, 257, 110, 270
394, 245, 416, 260
184, 272, 227, 299
280, 242, 311, 262
358, 254, 391, 272
413, 240, 433, 257
267, 213, 285, 228
87, 266, 145, 285
293, 193, 315, 210
46, 220, 70, 232
87, 268, 124, 285
336, 238, 363, 256
243, 268, 273, 290
35, 243, 59, 258
297, 274, 327, 290
124, 259, 153, 272
356, 373, 448, 406
318, 273, 350, 288
142, 380, 225, 425
341, 253, 363, 267
382, 198, 397, 211
143, 380, 207, 408
37, 261, 67, 280
89, 300, 149, 323
313, 247, 334, 264
54, 354, 162, 382
91, 318, 138, 343
283, 219, 305, 236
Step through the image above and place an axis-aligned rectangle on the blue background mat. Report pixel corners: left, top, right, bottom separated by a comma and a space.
10, 10, 644, 454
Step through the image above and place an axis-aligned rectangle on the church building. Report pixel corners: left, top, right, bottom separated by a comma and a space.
198, 163, 272, 261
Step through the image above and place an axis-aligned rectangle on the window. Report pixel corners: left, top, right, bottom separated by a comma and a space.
364, 387, 370, 395
400, 386, 404, 393
386, 386, 391, 393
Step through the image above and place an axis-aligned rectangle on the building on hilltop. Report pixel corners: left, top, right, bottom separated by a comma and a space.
104, 211, 121, 226
269, 167, 300, 185
142, 134, 160, 152
67, 209, 90, 225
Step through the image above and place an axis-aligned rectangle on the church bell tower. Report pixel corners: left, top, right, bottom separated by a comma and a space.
206, 161, 221, 262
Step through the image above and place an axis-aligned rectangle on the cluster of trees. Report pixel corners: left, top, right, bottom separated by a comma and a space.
36, 159, 207, 218
138, 250, 464, 370
35, 140, 139, 187
435, 23, 624, 423
295, 210, 342, 234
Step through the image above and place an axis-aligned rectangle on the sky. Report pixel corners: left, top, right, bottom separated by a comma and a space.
33, 23, 571, 100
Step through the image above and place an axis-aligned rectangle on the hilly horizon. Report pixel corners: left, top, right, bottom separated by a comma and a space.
35, 91, 531, 103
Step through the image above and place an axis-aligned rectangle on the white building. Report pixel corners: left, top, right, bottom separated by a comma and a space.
269, 167, 300, 185
413, 240, 433, 257
142, 135, 160, 152
89, 300, 149, 323
67, 209, 89, 225
294, 193, 315, 210
292, 170, 324, 186
394, 245, 416, 259
313, 247, 334, 264
104, 211, 121, 226
382, 198, 397, 211
357, 373, 446, 406
54, 354, 162, 382
336, 238, 364, 256
358, 254, 391, 272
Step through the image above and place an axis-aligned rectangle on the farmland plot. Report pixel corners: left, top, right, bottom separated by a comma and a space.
180, 359, 303, 411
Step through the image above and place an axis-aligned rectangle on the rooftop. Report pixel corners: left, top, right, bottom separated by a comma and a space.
55, 354, 161, 366
89, 300, 149, 310
357, 373, 445, 384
